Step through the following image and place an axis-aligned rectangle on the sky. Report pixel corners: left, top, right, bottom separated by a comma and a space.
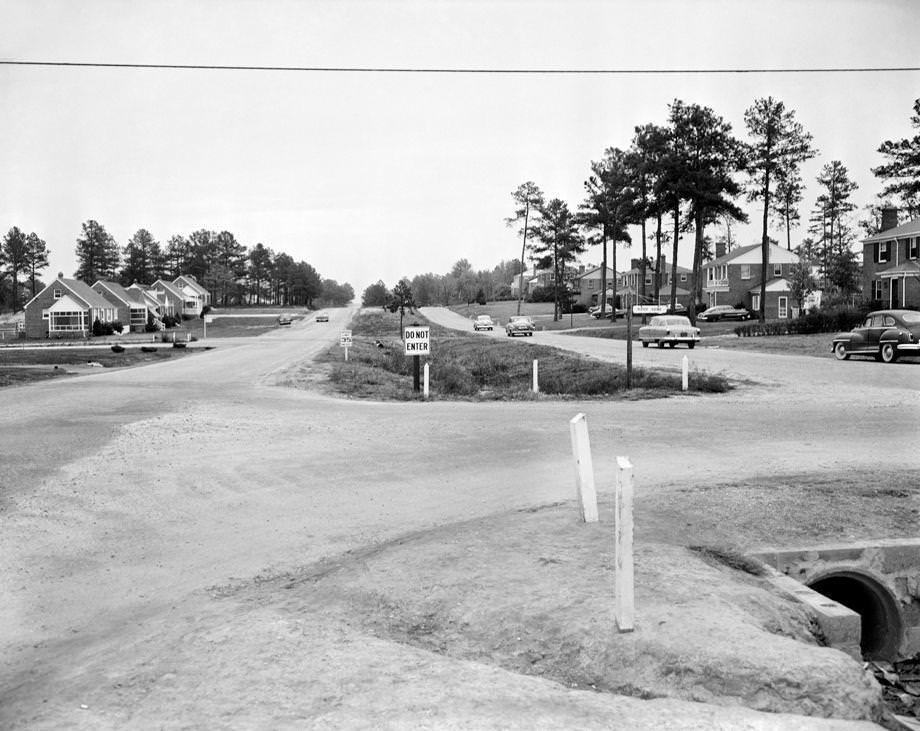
2, 0, 919, 294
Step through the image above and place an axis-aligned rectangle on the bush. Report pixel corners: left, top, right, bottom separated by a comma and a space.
561, 301, 588, 314
528, 286, 555, 303
200, 305, 212, 318
144, 313, 159, 333
111, 320, 124, 333
733, 306, 866, 337
92, 318, 104, 337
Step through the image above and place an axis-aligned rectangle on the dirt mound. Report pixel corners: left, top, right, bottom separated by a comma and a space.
243, 502, 882, 724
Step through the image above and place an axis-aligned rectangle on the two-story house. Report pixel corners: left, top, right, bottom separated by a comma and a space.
862, 209, 920, 309
618, 257, 692, 309
703, 243, 800, 318
571, 266, 617, 308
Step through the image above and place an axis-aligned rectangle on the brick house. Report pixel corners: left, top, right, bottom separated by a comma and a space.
861, 210, 920, 309
571, 266, 617, 307
126, 284, 166, 321
23, 274, 116, 339
618, 257, 692, 309
92, 280, 152, 332
703, 243, 801, 318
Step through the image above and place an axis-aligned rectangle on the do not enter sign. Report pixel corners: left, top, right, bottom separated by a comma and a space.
403, 326, 430, 355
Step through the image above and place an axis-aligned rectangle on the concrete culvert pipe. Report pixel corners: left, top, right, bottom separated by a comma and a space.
808, 571, 904, 661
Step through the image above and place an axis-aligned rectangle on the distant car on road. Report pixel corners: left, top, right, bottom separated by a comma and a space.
698, 305, 751, 322
473, 315, 494, 331
505, 315, 535, 337
277, 313, 293, 326
832, 309, 920, 363
315, 312, 329, 322
638, 315, 700, 349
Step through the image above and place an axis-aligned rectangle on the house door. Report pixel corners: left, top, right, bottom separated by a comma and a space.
777, 296, 788, 319
890, 278, 900, 308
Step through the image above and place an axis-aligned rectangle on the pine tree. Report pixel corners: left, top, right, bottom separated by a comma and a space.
873, 98, 920, 217
24, 232, 49, 298
74, 220, 120, 282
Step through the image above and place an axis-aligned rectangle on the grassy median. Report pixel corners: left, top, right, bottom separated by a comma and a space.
318, 309, 730, 400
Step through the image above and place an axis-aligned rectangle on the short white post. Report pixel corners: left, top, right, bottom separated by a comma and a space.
344, 347, 349, 362
568, 413, 598, 523
615, 456, 635, 633
203, 318, 207, 339
681, 355, 689, 392
423, 362, 430, 398
532, 359, 539, 393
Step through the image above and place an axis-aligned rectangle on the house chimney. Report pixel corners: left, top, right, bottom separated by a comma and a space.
58, 272, 64, 279
881, 207, 899, 232
715, 241, 726, 259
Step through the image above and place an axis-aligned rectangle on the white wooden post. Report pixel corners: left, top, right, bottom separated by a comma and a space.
423, 362, 430, 398
344, 347, 348, 362
532, 359, 539, 393
568, 413, 598, 523
681, 355, 689, 392
615, 456, 635, 632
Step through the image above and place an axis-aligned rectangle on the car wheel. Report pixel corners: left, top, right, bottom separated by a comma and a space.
642, 341, 649, 348
657, 340, 664, 349
833, 342, 850, 361
688, 342, 695, 349
668, 342, 676, 348
881, 343, 898, 363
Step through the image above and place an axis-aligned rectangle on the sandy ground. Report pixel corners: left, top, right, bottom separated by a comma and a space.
2, 305, 918, 728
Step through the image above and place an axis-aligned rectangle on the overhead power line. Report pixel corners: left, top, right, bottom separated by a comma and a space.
1, 60, 919, 74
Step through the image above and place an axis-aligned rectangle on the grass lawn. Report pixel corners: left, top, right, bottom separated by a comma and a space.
315, 309, 730, 400
0, 346, 198, 388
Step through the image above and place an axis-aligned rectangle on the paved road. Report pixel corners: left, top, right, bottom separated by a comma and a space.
2, 305, 918, 727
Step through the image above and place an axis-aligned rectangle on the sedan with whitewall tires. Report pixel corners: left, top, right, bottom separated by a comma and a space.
638, 315, 700, 349
832, 310, 920, 363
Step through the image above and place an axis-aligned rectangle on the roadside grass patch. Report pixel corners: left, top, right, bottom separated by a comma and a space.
319, 310, 730, 400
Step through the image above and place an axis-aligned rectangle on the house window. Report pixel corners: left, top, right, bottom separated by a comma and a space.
873, 280, 883, 300
778, 296, 788, 319
53, 288, 63, 299
877, 242, 890, 263
587, 279, 595, 289
909, 237, 919, 260
680, 273, 687, 282
773, 264, 782, 277
740, 264, 751, 280
645, 274, 652, 285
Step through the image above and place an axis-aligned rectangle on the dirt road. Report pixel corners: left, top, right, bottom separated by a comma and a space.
2, 306, 916, 728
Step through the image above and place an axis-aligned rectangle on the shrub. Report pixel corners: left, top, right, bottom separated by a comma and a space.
200, 305, 212, 318
111, 320, 124, 333
561, 301, 588, 314
528, 286, 555, 303
92, 318, 104, 337
733, 306, 866, 337
144, 313, 159, 333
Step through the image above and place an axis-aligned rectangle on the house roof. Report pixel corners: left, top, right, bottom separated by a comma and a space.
127, 284, 162, 308
863, 217, 920, 243
24, 277, 113, 311
621, 263, 690, 276
152, 279, 185, 299
748, 277, 791, 294
94, 280, 140, 307
174, 275, 209, 296
877, 261, 920, 278
576, 266, 617, 279
708, 243, 799, 267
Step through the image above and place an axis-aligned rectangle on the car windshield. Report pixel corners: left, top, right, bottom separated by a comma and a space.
663, 317, 691, 326
511, 317, 531, 323
901, 312, 920, 324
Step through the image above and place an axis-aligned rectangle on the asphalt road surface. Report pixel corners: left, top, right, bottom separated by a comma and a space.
2, 305, 917, 727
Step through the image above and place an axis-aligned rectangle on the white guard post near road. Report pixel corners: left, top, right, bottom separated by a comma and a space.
403, 325, 430, 392
340, 329, 352, 361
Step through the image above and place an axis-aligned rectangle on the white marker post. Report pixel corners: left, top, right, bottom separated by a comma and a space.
568, 413, 598, 523
532, 359, 539, 393
423, 362, 430, 399
615, 456, 635, 633
681, 355, 689, 391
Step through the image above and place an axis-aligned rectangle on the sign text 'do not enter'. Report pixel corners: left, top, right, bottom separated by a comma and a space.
403, 326, 430, 355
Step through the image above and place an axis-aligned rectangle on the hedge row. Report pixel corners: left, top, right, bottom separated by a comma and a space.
733, 308, 867, 338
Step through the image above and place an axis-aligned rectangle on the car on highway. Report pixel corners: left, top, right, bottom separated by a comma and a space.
698, 305, 751, 322
505, 315, 535, 337
315, 312, 329, 322
277, 313, 293, 326
638, 315, 700, 349
832, 309, 920, 363
473, 315, 495, 331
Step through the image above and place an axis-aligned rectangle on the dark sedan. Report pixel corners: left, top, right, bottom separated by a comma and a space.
698, 305, 751, 322
832, 309, 920, 363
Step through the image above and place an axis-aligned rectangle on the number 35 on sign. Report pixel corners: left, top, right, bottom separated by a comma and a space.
403, 326, 430, 355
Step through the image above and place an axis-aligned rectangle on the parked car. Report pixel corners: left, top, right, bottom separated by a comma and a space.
832, 309, 920, 363
698, 305, 751, 322
638, 315, 700, 349
277, 313, 293, 326
473, 315, 494, 331
605, 308, 628, 320
315, 312, 329, 322
505, 315, 535, 337
664, 303, 687, 314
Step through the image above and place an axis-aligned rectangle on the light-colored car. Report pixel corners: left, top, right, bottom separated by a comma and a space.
698, 305, 751, 322
505, 315, 535, 337
473, 315, 494, 331
638, 315, 700, 349
277, 313, 293, 326
315, 312, 329, 322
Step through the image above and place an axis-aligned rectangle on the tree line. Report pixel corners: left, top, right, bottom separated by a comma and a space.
0, 220, 353, 312
501, 95, 920, 324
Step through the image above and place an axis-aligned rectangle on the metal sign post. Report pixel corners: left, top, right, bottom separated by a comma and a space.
403, 325, 431, 393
